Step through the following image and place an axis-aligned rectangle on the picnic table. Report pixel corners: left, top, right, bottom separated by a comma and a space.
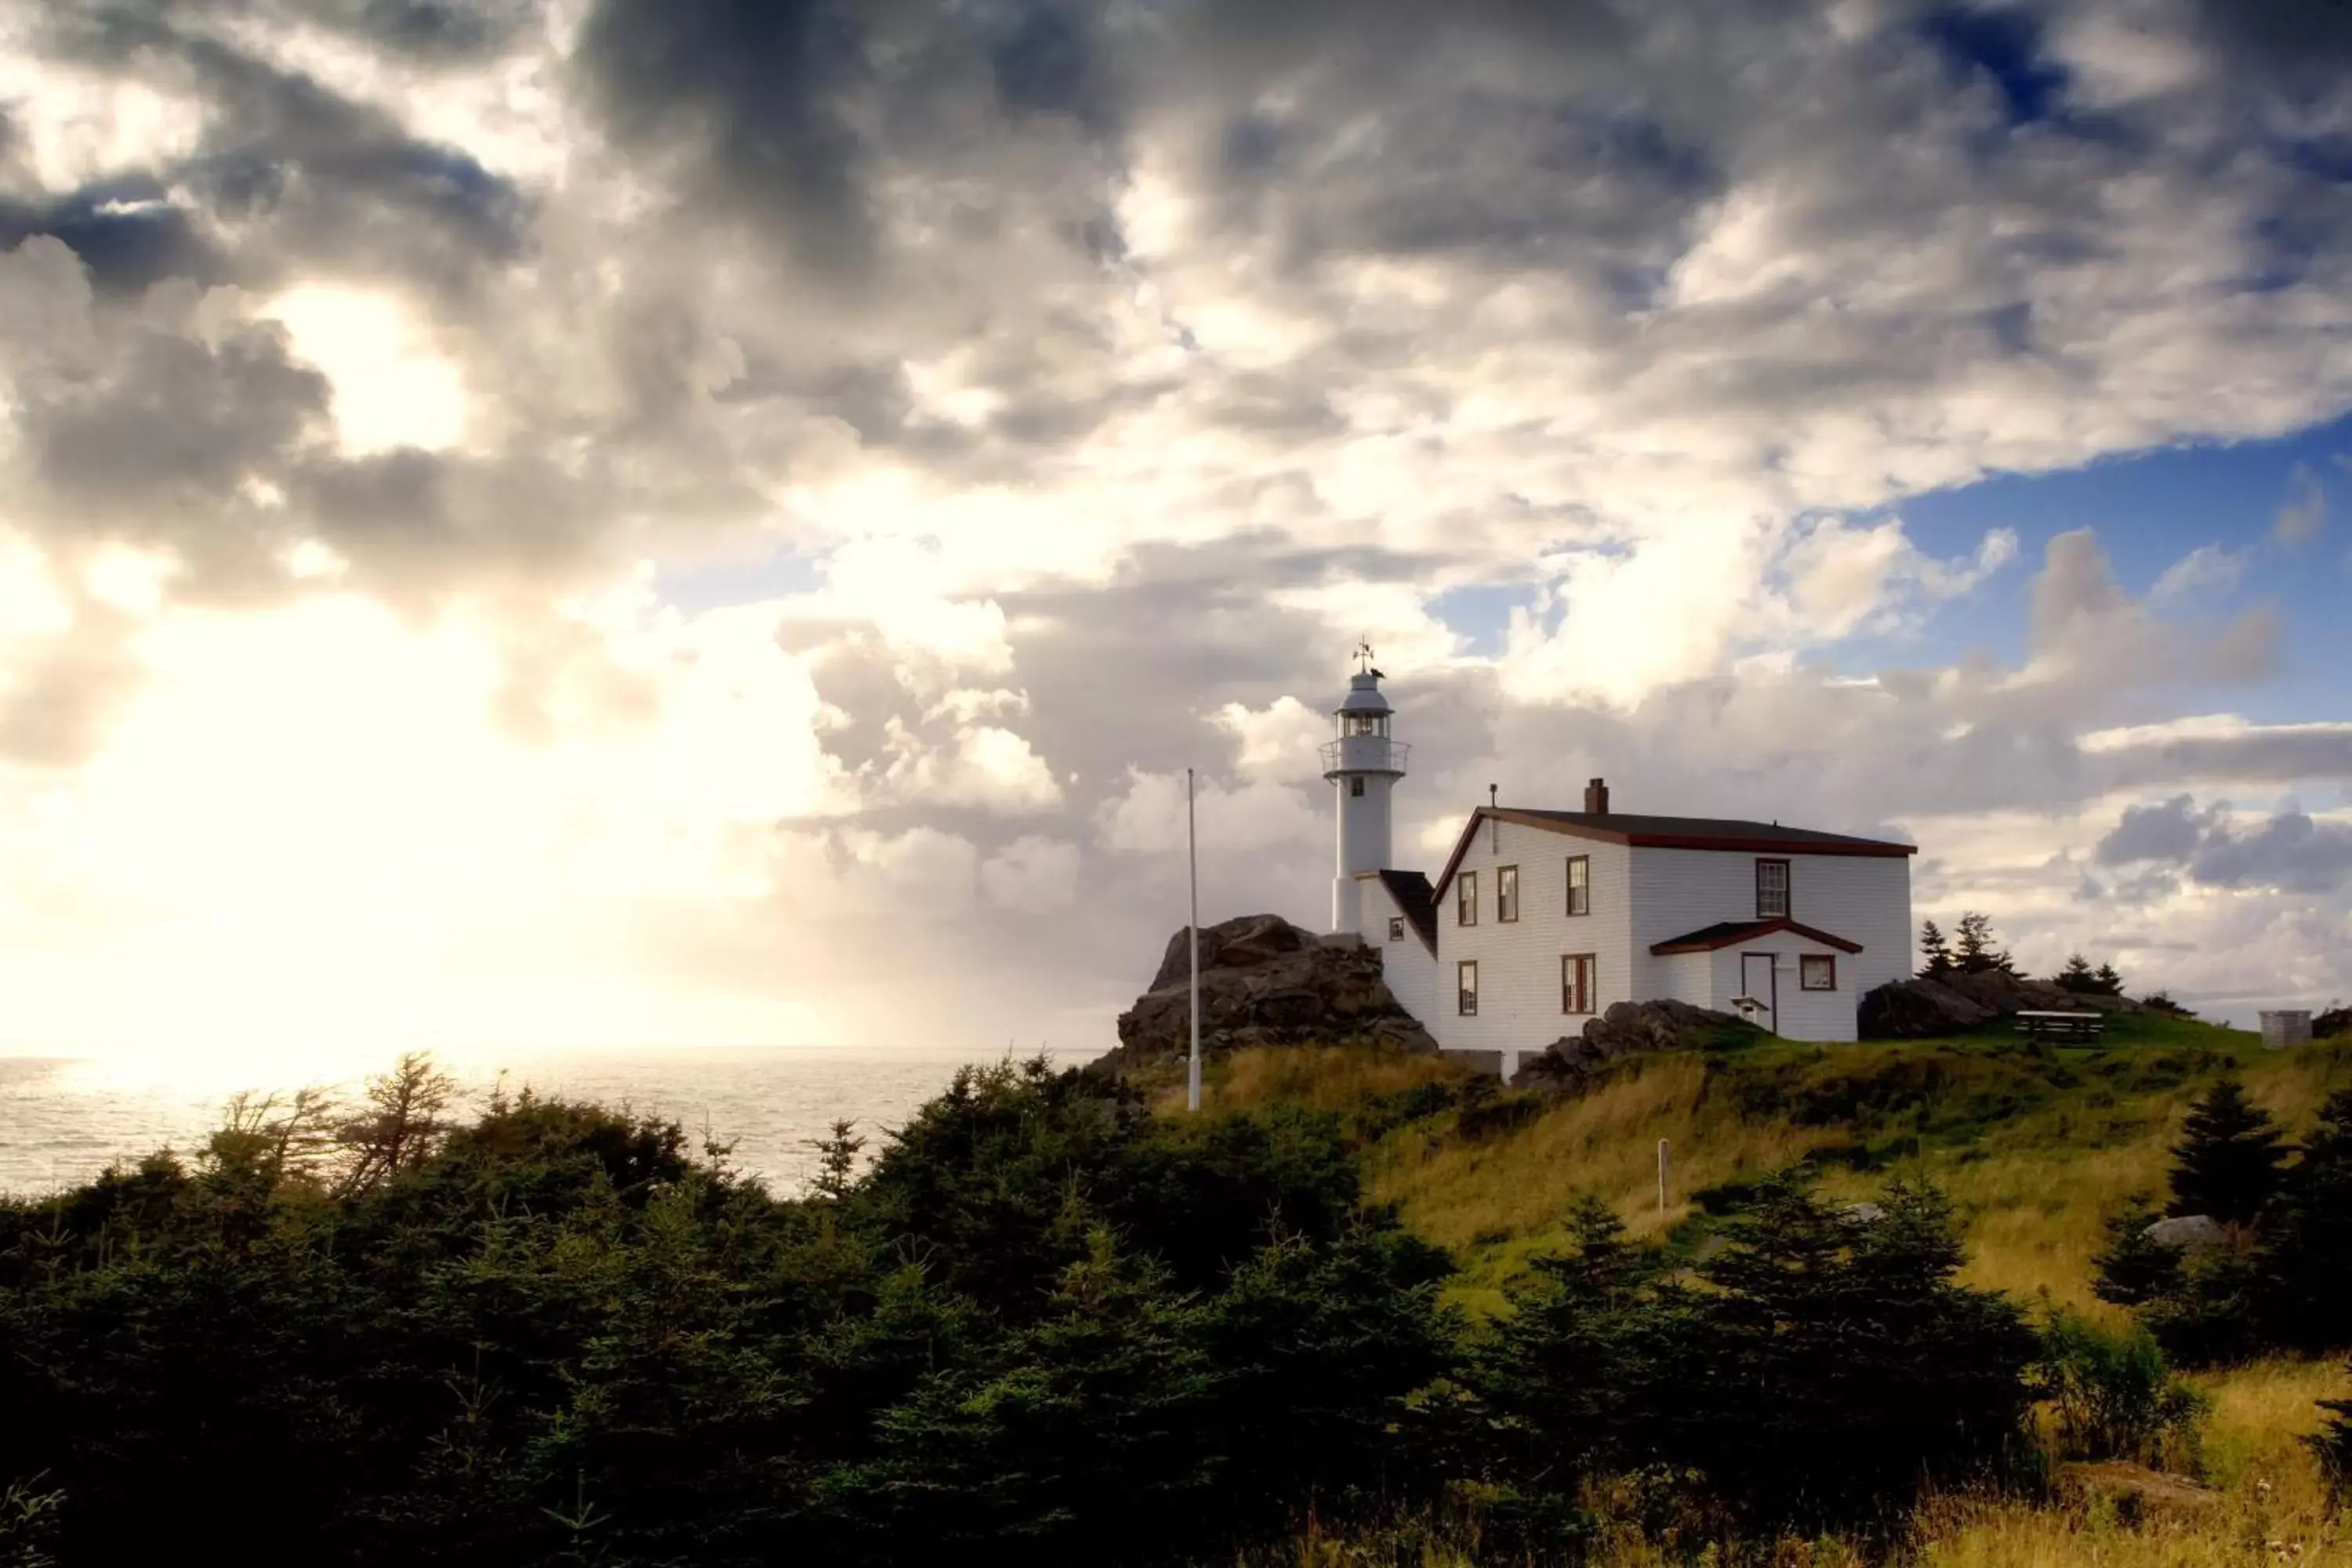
2016, 1010, 2104, 1042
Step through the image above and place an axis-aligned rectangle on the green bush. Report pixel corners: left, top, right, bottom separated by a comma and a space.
2034, 1308, 2206, 1468
0, 1058, 1454, 1567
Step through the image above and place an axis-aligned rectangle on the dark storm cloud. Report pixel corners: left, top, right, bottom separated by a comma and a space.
987, 1, 1119, 133
323, 0, 546, 62
285, 448, 630, 607
2099, 726, 2352, 791
2096, 795, 2210, 866
31, 7, 532, 299
38, 0, 545, 63
2190, 808, 2352, 893
2097, 793, 2352, 895
2185, 0, 2352, 99
571, 0, 878, 281
8, 0, 2352, 1037
16, 314, 331, 568
0, 178, 223, 296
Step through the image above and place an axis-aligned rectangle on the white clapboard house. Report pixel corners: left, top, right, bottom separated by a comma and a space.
1319, 660, 1915, 1076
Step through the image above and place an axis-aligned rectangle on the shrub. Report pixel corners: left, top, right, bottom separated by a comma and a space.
2034, 1308, 2206, 1468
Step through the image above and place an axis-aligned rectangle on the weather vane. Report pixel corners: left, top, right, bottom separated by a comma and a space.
1354, 636, 1374, 673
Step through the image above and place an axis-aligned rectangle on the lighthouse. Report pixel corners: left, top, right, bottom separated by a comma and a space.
1323, 642, 1409, 935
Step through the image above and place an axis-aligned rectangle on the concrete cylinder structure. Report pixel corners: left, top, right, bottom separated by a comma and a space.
1322, 669, 1408, 935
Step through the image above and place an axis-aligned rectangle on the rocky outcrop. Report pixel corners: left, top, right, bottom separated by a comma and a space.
1097, 914, 1438, 1075
1860, 969, 2144, 1040
1512, 1000, 1765, 1090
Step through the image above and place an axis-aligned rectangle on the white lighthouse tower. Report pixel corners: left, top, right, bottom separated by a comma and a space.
1323, 641, 1409, 936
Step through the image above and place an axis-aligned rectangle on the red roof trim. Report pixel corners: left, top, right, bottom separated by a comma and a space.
1615, 831, 1916, 858
1431, 808, 1916, 899
1650, 917, 1865, 956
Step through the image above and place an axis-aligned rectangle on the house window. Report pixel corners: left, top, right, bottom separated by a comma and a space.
1563, 953, 1595, 1014
1497, 865, 1519, 923
1349, 776, 1366, 797
1388, 916, 1404, 942
1755, 859, 1791, 920
1457, 871, 1478, 927
1566, 855, 1589, 916
1457, 961, 1479, 1016
1801, 955, 1836, 991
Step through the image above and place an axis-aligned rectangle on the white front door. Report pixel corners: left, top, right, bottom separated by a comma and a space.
1740, 953, 1778, 1034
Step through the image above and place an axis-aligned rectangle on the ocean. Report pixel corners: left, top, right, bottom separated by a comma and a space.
0, 1044, 1102, 1200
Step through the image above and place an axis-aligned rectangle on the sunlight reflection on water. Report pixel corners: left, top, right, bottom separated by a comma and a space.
0, 1044, 1098, 1199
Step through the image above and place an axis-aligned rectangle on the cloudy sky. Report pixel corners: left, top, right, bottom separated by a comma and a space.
2, 0, 2349, 1062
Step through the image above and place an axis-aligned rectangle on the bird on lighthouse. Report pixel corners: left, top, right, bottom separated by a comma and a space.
1322, 640, 1410, 935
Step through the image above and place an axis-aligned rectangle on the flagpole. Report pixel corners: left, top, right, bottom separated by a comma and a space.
1188, 766, 1201, 1112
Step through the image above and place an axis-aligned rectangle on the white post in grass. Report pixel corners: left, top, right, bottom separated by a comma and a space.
1188, 766, 1202, 1113
1658, 1138, 1670, 1215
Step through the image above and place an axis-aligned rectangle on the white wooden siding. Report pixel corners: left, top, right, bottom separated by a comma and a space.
1701, 936, 1858, 1041
1358, 877, 1439, 1029
1425, 817, 1911, 1055
1432, 821, 1634, 1055
1662, 950, 1713, 1011
1629, 848, 1911, 1000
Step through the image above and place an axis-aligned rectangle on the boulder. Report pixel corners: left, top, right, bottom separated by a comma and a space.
1513, 1000, 1764, 1090
1860, 968, 2143, 1040
1859, 978, 1998, 1040
2143, 1214, 2227, 1252
1098, 914, 1438, 1075
1145, 913, 1316, 993
2056, 1461, 2220, 1516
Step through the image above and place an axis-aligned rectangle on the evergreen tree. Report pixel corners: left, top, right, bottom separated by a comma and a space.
1679, 1176, 2037, 1526
1918, 920, 1955, 978
2167, 1079, 2287, 1225
2089, 1201, 2183, 1308
2092, 962, 2125, 996
2314, 1376, 2352, 1500
1952, 912, 2016, 975
2056, 954, 2098, 994
1473, 1196, 1664, 1486
805, 1117, 865, 1203
2255, 1087, 2352, 1353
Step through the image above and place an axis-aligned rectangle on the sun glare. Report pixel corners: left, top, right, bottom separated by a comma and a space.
262, 284, 470, 454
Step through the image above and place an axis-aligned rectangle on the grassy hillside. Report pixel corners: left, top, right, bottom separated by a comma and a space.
1165, 1016, 2352, 1565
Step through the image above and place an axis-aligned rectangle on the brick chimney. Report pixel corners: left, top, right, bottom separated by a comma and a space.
1584, 777, 1610, 815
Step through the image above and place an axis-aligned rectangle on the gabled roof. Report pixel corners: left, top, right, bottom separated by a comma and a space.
1431, 806, 1917, 898
1368, 869, 1436, 952
1650, 917, 1864, 955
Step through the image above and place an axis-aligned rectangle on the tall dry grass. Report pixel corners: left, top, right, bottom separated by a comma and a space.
1192, 1036, 2352, 1566
1191, 1043, 1475, 1115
